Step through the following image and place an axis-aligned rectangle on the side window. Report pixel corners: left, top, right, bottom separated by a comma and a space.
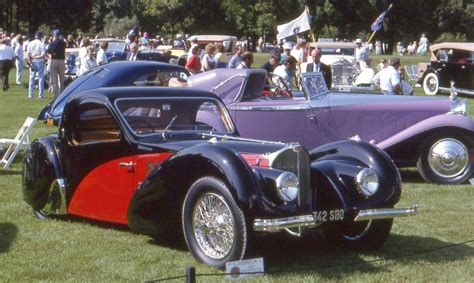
70, 103, 122, 145
438, 50, 448, 61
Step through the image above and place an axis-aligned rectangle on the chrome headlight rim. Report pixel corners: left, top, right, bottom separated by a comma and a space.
355, 168, 379, 198
275, 171, 299, 202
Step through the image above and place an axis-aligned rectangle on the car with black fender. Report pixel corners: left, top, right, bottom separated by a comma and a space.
418, 42, 474, 96
23, 87, 417, 268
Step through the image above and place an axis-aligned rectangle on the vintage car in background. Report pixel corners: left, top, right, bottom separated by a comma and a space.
157, 35, 238, 58
23, 87, 416, 268
305, 41, 375, 87
38, 61, 190, 125
417, 42, 474, 96
188, 69, 474, 184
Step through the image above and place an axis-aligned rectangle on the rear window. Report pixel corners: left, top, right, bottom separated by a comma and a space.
115, 97, 234, 136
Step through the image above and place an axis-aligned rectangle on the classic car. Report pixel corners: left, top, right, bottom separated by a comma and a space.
188, 69, 474, 184
157, 35, 238, 59
417, 42, 474, 96
38, 61, 190, 125
305, 41, 375, 87
23, 87, 416, 268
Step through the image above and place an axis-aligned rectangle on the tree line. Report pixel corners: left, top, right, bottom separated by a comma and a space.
1, 0, 472, 49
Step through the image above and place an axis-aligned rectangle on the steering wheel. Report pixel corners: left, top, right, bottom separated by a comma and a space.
129, 119, 155, 134
267, 74, 293, 98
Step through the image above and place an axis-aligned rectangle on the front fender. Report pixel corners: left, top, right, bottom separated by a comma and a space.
127, 143, 260, 236
22, 135, 65, 209
309, 140, 401, 211
377, 113, 474, 150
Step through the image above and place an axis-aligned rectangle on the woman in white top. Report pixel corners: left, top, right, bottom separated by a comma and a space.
96, 41, 108, 65
77, 38, 91, 76
201, 44, 216, 72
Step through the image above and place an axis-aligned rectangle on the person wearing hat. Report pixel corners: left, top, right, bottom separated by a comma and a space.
303, 48, 332, 89
280, 42, 293, 64
47, 29, 66, 98
355, 38, 369, 69
0, 37, 16, 91
373, 57, 402, 95
26, 31, 46, 98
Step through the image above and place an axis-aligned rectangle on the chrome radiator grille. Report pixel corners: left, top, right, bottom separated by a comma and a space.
269, 145, 312, 212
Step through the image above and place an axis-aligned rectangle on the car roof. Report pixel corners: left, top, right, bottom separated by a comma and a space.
430, 42, 474, 52
73, 86, 220, 103
93, 38, 126, 43
309, 42, 356, 48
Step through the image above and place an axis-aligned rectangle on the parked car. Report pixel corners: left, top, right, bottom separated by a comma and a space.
305, 42, 375, 87
38, 61, 190, 125
23, 87, 416, 268
417, 42, 474, 96
188, 69, 474, 184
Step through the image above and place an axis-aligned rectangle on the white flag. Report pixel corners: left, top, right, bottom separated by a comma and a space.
277, 9, 312, 41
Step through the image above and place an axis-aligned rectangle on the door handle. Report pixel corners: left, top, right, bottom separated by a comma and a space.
307, 114, 317, 122
119, 161, 135, 168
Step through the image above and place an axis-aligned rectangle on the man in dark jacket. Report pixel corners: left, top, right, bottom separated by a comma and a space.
304, 48, 332, 89
260, 50, 281, 74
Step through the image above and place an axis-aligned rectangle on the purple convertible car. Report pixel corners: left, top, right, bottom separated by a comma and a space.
188, 69, 474, 184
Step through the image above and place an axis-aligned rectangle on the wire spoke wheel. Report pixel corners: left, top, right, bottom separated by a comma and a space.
192, 192, 235, 259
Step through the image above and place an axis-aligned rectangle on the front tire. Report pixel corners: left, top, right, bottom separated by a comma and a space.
325, 219, 393, 251
182, 177, 248, 268
417, 136, 473, 184
423, 73, 439, 95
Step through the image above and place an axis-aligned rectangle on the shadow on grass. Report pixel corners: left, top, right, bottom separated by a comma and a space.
0, 169, 22, 176
253, 232, 474, 278
399, 169, 425, 183
0, 222, 18, 254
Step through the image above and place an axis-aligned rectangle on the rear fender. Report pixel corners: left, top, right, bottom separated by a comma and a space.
22, 136, 65, 210
127, 143, 259, 236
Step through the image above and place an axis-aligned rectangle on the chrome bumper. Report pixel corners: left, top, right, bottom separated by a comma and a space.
253, 205, 418, 232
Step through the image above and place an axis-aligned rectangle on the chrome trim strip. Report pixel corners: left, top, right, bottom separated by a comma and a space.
231, 104, 311, 111
354, 205, 418, 222
201, 133, 286, 145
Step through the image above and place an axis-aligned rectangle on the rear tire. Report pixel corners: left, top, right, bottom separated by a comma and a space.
182, 177, 248, 268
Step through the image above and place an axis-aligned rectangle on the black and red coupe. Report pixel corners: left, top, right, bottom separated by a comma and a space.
23, 87, 416, 268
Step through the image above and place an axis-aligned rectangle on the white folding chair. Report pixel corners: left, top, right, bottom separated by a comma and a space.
0, 117, 37, 169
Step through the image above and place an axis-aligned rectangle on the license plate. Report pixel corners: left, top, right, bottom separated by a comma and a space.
313, 209, 344, 223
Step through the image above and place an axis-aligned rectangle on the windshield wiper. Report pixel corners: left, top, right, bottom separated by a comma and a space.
162, 115, 178, 140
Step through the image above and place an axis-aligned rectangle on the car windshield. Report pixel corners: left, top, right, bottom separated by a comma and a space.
107, 41, 126, 52
115, 97, 234, 137
300, 72, 330, 100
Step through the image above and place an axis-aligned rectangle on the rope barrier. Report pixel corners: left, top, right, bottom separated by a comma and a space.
148, 238, 474, 282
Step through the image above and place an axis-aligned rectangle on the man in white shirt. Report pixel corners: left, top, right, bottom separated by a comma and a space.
14, 36, 23, 84
0, 38, 16, 91
26, 31, 46, 98
373, 57, 402, 95
96, 41, 108, 65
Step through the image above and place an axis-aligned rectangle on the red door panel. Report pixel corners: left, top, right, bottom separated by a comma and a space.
68, 155, 136, 224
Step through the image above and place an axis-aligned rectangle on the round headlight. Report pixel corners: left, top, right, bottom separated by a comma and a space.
356, 168, 379, 197
275, 172, 299, 202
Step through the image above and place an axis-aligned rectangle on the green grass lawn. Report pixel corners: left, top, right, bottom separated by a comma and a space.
1, 61, 473, 282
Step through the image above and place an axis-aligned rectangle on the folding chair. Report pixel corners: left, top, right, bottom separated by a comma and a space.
0, 117, 37, 169
404, 65, 418, 86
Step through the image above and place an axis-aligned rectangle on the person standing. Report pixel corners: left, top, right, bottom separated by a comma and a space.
26, 31, 46, 99
236, 52, 254, 69
355, 38, 369, 69
96, 41, 108, 65
214, 44, 228, 68
185, 46, 202, 74
126, 42, 139, 61
303, 48, 332, 89
417, 33, 428, 56
47, 29, 66, 98
201, 44, 217, 71
77, 38, 91, 76
273, 56, 297, 86
0, 38, 16, 91
14, 35, 23, 85
373, 57, 402, 95
228, 46, 243, 69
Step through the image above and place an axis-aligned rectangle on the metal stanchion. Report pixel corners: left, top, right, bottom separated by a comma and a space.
186, 266, 196, 283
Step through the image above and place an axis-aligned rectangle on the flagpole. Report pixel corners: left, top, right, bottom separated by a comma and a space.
367, 4, 393, 44
305, 6, 316, 42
